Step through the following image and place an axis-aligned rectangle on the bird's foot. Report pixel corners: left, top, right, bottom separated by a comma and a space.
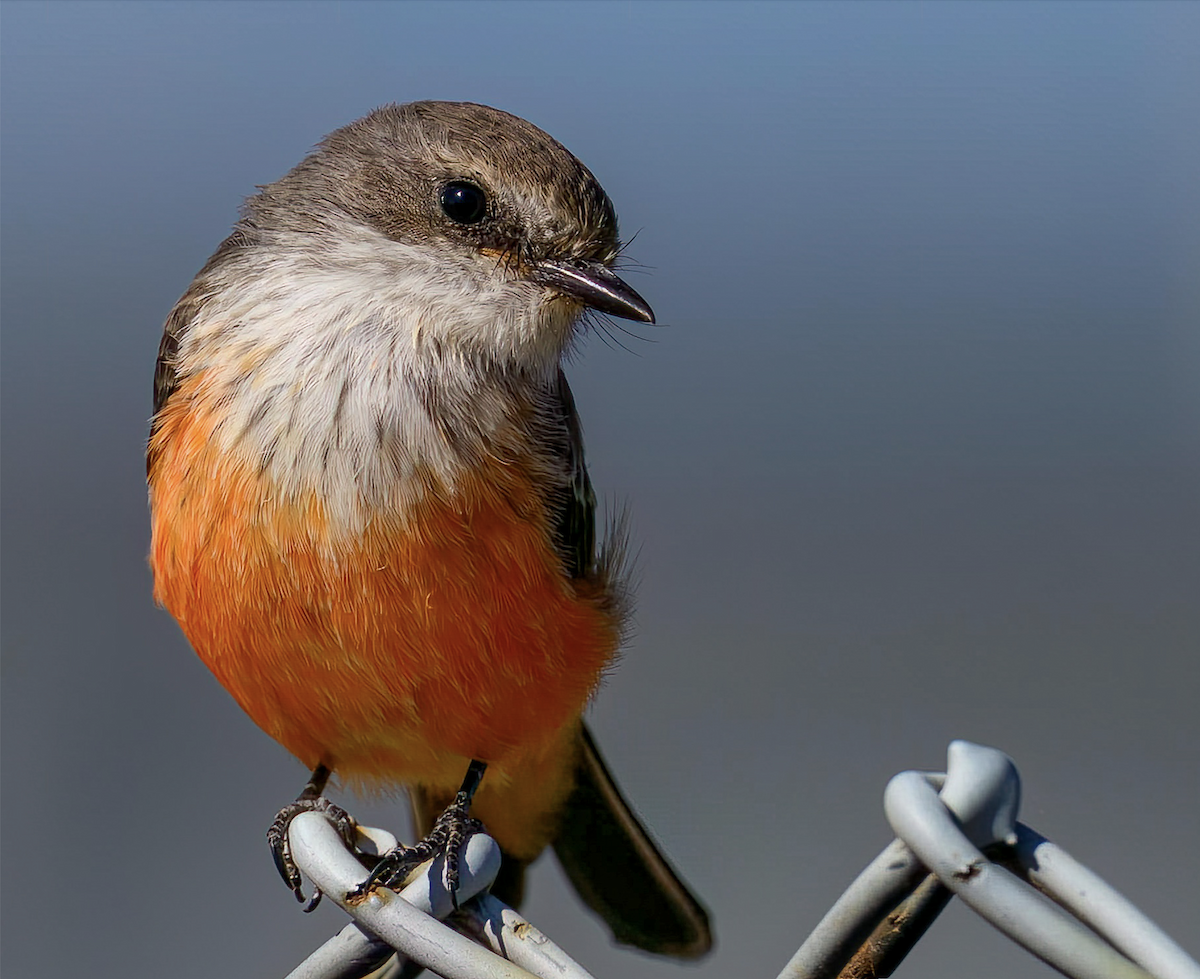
268, 766, 358, 911
348, 759, 488, 906
348, 801, 484, 904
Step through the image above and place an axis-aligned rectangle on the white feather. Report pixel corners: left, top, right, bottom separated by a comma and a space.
175, 220, 577, 534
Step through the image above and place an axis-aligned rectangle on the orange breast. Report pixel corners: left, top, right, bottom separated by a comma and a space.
148, 375, 619, 791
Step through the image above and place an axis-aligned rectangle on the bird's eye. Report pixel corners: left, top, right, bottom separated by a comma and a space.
439, 181, 488, 224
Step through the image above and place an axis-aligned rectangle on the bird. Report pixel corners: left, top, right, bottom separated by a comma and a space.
147, 100, 712, 958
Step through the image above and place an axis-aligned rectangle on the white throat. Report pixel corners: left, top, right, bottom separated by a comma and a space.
176, 225, 576, 532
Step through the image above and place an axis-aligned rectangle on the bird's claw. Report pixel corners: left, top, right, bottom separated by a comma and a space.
267, 795, 357, 909
348, 802, 484, 906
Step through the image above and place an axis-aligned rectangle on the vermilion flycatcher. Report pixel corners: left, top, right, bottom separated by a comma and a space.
148, 101, 711, 957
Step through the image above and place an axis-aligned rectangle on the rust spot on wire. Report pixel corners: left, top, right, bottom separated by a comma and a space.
953, 860, 984, 882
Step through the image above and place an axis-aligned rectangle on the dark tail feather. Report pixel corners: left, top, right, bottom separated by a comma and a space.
552, 724, 713, 959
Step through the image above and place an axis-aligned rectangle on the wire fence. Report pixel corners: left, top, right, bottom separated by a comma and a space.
282, 740, 1199, 979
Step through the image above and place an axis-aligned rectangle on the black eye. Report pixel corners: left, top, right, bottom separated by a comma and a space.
440, 181, 488, 224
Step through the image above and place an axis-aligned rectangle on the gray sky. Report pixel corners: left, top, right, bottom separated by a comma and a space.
3, 3, 1197, 977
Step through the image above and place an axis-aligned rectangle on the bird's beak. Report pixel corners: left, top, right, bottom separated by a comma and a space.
530, 259, 655, 324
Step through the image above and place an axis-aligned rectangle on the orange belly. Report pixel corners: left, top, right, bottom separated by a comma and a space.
148, 376, 619, 793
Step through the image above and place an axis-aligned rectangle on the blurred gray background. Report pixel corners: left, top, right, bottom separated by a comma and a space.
3, 2, 1197, 977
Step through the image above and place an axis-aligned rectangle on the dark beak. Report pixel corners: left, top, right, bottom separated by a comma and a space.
530, 259, 655, 324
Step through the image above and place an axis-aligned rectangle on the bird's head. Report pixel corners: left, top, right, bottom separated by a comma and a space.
241, 101, 653, 367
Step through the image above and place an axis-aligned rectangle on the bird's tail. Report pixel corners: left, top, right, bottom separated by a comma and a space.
551, 723, 713, 958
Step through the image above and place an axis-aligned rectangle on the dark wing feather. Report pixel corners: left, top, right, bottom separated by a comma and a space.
152, 301, 190, 416
146, 298, 198, 477
550, 369, 597, 581
148, 229, 253, 472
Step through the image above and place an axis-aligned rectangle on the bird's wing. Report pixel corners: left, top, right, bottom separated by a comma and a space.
550, 368, 597, 581
152, 299, 191, 416
149, 230, 252, 471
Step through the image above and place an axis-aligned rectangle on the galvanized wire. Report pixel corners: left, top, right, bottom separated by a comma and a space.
283, 813, 596, 979
776, 740, 1198, 979
278, 741, 1198, 979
